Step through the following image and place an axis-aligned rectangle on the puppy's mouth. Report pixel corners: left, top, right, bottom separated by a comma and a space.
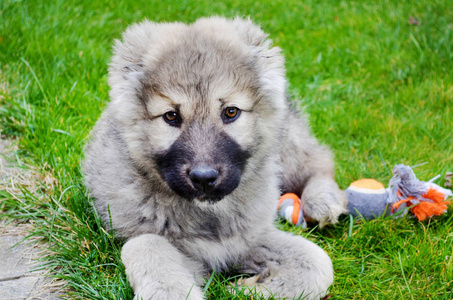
154, 126, 249, 203
157, 164, 241, 203
187, 165, 225, 202
196, 195, 223, 203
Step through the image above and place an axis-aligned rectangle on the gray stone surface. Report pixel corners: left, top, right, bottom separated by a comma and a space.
0, 224, 63, 300
0, 276, 40, 299
0, 234, 33, 279
1, 139, 64, 299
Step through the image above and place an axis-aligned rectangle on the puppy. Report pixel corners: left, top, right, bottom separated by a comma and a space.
83, 17, 346, 300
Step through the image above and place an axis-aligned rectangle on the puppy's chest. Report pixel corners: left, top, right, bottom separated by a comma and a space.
178, 234, 252, 273
140, 201, 245, 242
147, 208, 251, 271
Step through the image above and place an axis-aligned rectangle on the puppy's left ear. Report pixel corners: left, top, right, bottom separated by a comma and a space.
230, 17, 287, 101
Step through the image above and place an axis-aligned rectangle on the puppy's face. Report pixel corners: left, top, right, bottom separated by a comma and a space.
108, 19, 287, 202
141, 45, 261, 202
153, 118, 249, 202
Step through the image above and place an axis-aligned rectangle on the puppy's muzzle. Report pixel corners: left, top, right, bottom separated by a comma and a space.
189, 166, 219, 193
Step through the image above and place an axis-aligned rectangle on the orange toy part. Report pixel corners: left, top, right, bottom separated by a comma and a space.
392, 187, 450, 221
278, 193, 301, 225
413, 188, 450, 221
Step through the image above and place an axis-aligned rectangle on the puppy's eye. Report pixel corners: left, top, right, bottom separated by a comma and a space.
222, 107, 241, 124
163, 111, 182, 127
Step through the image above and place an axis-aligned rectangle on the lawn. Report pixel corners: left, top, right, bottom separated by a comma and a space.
1, 0, 452, 299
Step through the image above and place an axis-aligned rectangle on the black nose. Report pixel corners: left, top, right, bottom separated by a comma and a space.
189, 166, 219, 192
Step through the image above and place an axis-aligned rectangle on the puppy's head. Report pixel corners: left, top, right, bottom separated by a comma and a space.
107, 17, 287, 202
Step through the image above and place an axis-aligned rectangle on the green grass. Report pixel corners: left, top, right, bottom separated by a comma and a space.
1, 0, 452, 299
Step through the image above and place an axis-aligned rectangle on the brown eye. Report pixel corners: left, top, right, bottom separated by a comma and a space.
222, 107, 241, 124
163, 111, 182, 127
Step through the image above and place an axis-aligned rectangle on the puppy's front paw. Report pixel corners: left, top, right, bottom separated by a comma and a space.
230, 263, 331, 300
302, 177, 347, 227
134, 284, 204, 300
228, 273, 272, 299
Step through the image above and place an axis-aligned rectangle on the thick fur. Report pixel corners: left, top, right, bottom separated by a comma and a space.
83, 17, 347, 300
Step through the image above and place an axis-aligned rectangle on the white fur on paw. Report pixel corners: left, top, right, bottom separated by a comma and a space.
302, 178, 348, 227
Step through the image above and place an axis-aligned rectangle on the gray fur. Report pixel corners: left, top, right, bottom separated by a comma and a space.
83, 17, 347, 300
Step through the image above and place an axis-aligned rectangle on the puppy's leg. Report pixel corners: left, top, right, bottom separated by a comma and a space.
279, 110, 347, 226
121, 234, 204, 300
301, 175, 346, 227
238, 229, 333, 300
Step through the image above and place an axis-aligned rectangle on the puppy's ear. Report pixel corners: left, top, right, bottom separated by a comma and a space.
108, 20, 158, 102
108, 20, 188, 103
230, 17, 287, 103
230, 17, 269, 47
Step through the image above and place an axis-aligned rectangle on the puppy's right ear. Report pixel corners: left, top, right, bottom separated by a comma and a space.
108, 20, 187, 104
108, 20, 158, 102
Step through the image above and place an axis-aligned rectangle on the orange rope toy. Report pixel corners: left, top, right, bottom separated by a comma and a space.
347, 164, 452, 221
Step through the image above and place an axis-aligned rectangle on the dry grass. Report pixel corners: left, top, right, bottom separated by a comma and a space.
1, 139, 57, 205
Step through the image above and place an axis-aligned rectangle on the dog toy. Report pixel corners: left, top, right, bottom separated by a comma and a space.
347, 164, 452, 221
277, 164, 452, 226
277, 193, 307, 228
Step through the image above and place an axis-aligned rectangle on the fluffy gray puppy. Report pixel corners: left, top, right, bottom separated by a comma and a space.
83, 17, 346, 300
